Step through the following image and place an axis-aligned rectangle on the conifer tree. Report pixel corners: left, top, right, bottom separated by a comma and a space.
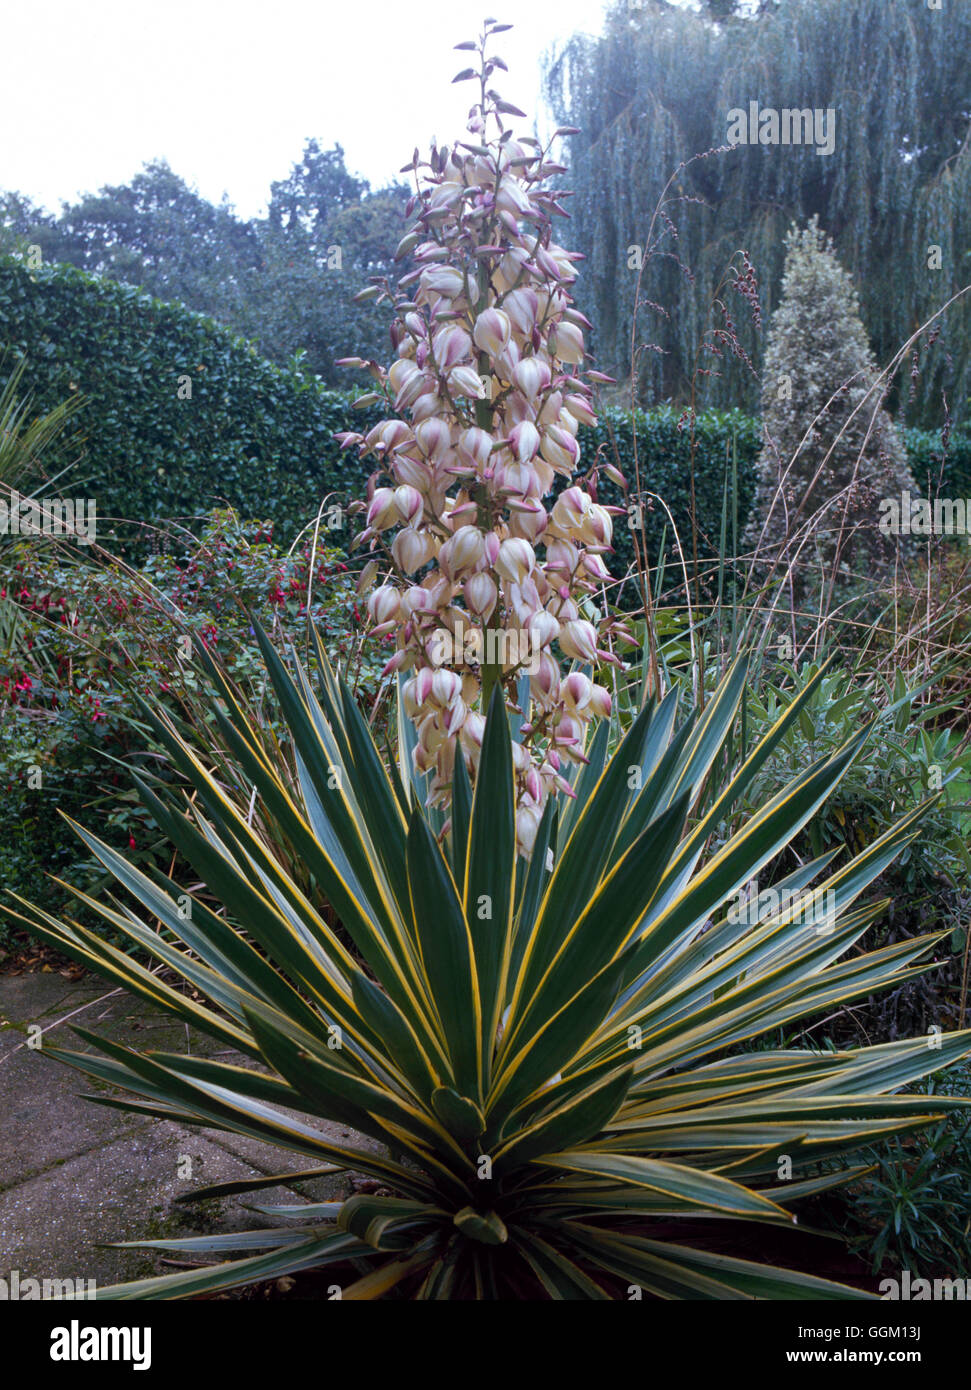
744, 218, 915, 581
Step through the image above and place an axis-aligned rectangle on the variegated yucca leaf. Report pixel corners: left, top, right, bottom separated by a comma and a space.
7, 628, 969, 1300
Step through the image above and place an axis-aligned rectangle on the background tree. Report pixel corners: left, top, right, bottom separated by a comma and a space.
51, 161, 263, 326
0, 148, 409, 385
267, 139, 366, 252
545, 0, 971, 427
744, 218, 916, 583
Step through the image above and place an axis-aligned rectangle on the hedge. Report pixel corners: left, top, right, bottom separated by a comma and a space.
0, 256, 380, 549
2, 255, 967, 576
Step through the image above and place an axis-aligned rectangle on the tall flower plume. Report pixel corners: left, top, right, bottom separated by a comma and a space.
336, 19, 634, 854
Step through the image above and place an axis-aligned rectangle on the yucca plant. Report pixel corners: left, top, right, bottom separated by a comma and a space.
7, 628, 971, 1300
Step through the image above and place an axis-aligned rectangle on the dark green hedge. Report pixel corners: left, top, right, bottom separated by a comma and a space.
0, 255, 382, 549
904, 427, 971, 501
2, 256, 967, 573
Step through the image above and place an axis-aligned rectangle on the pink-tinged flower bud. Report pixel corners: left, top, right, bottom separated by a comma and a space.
604, 463, 626, 488
448, 364, 487, 399
400, 585, 435, 618
391, 364, 429, 411
537, 390, 563, 426
528, 610, 560, 649
368, 585, 400, 625
410, 390, 444, 423
392, 527, 437, 574
458, 427, 493, 471
364, 423, 388, 453
444, 699, 468, 736
495, 461, 540, 501
496, 340, 521, 383
512, 356, 551, 400
433, 323, 472, 370
552, 486, 589, 533
509, 420, 541, 464
564, 393, 598, 428
393, 485, 423, 525
415, 417, 450, 463
411, 667, 436, 706
562, 671, 593, 712
472, 308, 512, 356
551, 320, 585, 365
422, 266, 464, 299
404, 312, 426, 339
393, 454, 432, 493
447, 499, 478, 528
530, 652, 561, 703
461, 712, 486, 748
356, 559, 379, 593
431, 669, 463, 708
554, 712, 583, 748
468, 155, 496, 187
534, 245, 564, 282
508, 498, 548, 541
381, 420, 413, 451
418, 712, 446, 756
540, 428, 579, 474
559, 619, 599, 663
581, 503, 613, 548
450, 525, 486, 575
464, 572, 498, 621
389, 358, 421, 395
582, 552, 611, 581
503, 287, 539, 335
550, 246, 581, 283
516, 804, 542, 856
545, 539, 580, 577
381, 649, 409, 679
484, 532, 501, 567
496, 176, 533, 219
589, 684, 612, 719
532, 458, 555, 495
509, 576, 542, 628
557, 408, 579, 438
525, 767, 542, 803
401, 676, 421, 718
495, 247, 528, 293
495, 538, 535, 585
427, 182, 462, 214
367, 488, 399, 531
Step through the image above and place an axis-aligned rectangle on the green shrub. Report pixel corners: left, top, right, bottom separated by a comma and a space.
0, 511, 381, 949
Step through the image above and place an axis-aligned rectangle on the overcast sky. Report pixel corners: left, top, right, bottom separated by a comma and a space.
1, 0, 623, 220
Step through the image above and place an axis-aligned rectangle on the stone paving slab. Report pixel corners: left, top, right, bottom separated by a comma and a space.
0, 970, 381, 1292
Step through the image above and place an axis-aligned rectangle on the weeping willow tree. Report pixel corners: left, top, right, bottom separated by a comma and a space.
545, 0, 971, 427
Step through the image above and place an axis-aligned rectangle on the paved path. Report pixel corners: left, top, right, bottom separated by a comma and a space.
0, 971, 379, 1293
